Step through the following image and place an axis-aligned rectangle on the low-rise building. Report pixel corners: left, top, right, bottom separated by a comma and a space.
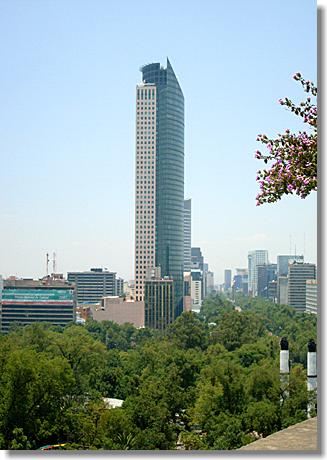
91, 296, 144, 328
67, 268, 122, 305
1, 276, 75, 334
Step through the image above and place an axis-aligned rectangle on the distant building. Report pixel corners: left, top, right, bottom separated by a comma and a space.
191, 248, 204, 271
206, 271, 214, 294
116, 277, 124, 296
1, 277, 75, 334
277, 255, 304, 277
67, 268, 121, 305
257, 264, 277, 298
91, 296, 144, 328
190, 270, 202, 311
123, 281, 135, 300
144, 278, 174, 330
288, 262, 316, 312
233, 274, 243, 290
242, 275, 248, 295
224, 269, 232, 290
233, 269, 248, 293
248, 250, 269, 296
267, 280, 277, 302
306, 280, 318, 315
277, 276, 289, 305
184, 199, 192, 271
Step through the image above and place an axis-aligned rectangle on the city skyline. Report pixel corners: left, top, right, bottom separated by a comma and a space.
0, 0, 317, 285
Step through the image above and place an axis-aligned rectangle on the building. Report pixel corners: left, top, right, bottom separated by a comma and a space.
288, 262, 316, 312
184, 199, 192, 272
135, 59, 184, 319
305, 280, 318, 315
91, 297, 144, 328
1, 277, 75, 334
190, 269, 202, 311
224, 269, 232, 291
233, 269, 248, 294
116, 277, 124, 297
267, 280, 277, 302
206, 271, 215, 294
144, 278, 174, 330
191, 248, 204, 271
257, 264, 277, 298
277, 255, 304, 277
67, 268, 120, 305
233, 274, 243, 291
248, 250, 269, 296
277, 276, 289, 305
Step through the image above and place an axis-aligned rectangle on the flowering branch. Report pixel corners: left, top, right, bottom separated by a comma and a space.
255, 73, 317, 206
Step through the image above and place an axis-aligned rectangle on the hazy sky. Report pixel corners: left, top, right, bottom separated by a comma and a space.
0, 0, 317, 284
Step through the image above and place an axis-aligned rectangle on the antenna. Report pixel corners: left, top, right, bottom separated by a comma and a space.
294, 244, 297, 257
46, 253, 49, 276
303, 233, 306, 261
53, 252, 57, 274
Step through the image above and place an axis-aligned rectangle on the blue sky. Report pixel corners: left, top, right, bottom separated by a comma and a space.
0, 0, 317, 284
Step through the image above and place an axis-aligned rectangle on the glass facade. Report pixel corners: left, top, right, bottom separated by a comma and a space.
141, 59, 184, 317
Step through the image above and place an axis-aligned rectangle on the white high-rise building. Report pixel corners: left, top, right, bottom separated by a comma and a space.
184, 199, 192, 271
248, 250, 269, 296
135, 83, 157, 301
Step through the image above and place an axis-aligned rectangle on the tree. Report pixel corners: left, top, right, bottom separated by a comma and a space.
166, 312, 208, 350
255, 73, 317, 205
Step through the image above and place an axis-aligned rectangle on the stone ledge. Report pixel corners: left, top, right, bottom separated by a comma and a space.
239, 417, 318, 451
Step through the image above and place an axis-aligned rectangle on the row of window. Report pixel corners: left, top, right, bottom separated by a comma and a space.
137, 88, 155, 99
137, 101, 156, 106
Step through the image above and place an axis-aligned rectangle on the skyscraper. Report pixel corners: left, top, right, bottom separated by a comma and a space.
248, 250, 269, 296
184, 199, 192, 271
135, 59, 184, 318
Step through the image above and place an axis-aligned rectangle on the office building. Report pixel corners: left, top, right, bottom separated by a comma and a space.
277, 255, 304, 277
305, 280, 318, 315
183, 272, 192, 312
1, 277, 75, 334
67, 268, 120, 305
191, 248, 204, 270
206, 271, 214, 294
233, 274, 243, 291
184, 199, 192, 271
116, 277, 124, 297
277, 276, 289, 305
233, 269, 248, 294
135, 59, 184, 319
224, 269, 232, 290
144, 278, 174, 330
248, 250, 269, 296
257, 264, 277, 298
190, 269, 202, 311
267, 280, 277, 302
288, 262, 316, 312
